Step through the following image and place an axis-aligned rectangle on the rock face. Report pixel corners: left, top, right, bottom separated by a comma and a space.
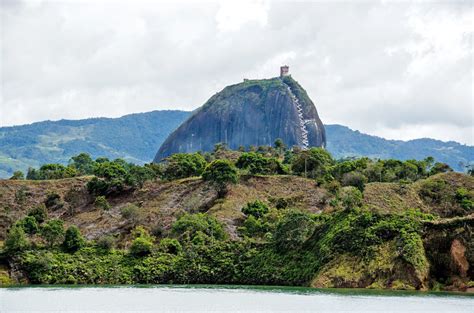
154, 76, 326, 161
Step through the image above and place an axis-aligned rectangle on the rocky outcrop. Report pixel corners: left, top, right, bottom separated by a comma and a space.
154, 76, 326, 161
450, 239, 469, 278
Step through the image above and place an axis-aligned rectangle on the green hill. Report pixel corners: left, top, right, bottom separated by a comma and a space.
0, 110, 472, 178
326, 125, 473, 171
0, 110, 189, 178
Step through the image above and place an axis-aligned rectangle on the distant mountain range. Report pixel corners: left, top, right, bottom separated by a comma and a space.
0, 110, 472, 178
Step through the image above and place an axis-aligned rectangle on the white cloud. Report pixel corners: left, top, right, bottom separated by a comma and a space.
0, 0, 472, 145
216, 0, 269, 32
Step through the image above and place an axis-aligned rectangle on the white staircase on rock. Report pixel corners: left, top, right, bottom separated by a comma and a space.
283, 82, 309, 150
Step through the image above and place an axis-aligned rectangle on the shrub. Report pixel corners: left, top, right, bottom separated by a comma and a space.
151, 224, 165, 237
202, 159, 239, 197
398, 230, 428, 275
17, 216, 39, 234
455, 188, 474, 210
242, 200, 269, 218
15, 186, 28, 204
339, 186, 363, 209
94, 196, 110, 210
86, 177, 110, 196
10, 171, 24, 180
28, 205, 48, 224
240, 215, 269, 237
419, 180, 447, 204
44, 192, 63, 210
130, 226, 154, 257
271, 197, 293, 210
341, 171, 368, 192
172, 213, 227, 241
161, 153, 207, 180
121, 203, 139, 219
41, 219, 65, 247
5, 226, 29, 254
96, 235, 115, 251
158, 238, 182, 255
63, 225, 86, 253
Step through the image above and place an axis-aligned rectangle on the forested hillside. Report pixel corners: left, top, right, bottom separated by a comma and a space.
0, 110, 472, 178
1, 147, 473, 290
0, 111, 189, 178
325, 125, 473, 171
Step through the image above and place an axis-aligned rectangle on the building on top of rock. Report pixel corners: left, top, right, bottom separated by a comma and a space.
280, 65, 290, 77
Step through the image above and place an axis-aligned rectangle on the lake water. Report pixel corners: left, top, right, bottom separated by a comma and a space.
1, 285, 473, 313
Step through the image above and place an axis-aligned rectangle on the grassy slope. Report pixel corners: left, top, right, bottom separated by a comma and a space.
1, 172, 472, 240
0, 175, 330, 241
0, 172, 472, 289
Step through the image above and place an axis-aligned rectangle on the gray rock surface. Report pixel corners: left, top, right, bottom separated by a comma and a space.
154, 76, 326, 161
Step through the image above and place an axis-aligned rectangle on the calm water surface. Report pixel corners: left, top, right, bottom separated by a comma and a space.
1, 285, 473, 313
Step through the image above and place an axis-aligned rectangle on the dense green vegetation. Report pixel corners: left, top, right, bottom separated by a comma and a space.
1, 143, 473, 290
1, 110, 472, 178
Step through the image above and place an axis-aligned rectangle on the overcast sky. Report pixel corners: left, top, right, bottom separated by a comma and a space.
1, 0, 473, 145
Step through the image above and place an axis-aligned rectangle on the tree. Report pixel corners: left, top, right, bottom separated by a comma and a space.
213, 142, 228, 153
202, 159, 239, 197
236, 152, 287, 175
69, 153, 95, 175
26, 167, 39, 180
125, 164, 157, 188
242, 200, 269, 219
5, 226, 29, 253
429, 162, 453, 176
466, 164, 474, 176
274, 138, 286, 157
41, 219, 65, 247
161, 153, 207, 180
10, 171, 24, 180
93, 161, 127, 180
88, 160, 157, 195
63, 225, 85, 253
35, 164, 78, 180
291, 148, 334, 179
87, 160, 128, 195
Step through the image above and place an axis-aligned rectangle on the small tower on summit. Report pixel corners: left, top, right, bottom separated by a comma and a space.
280, 65, 289, 77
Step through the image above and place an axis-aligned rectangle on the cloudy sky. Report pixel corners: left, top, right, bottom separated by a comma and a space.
1, 0, 473, 145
